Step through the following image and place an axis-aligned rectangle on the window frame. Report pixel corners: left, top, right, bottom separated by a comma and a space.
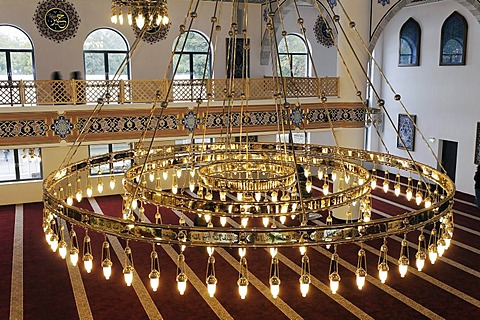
83, 28, 130, 80
0, 148, 43, 183
398, 18, 421, 67
440, 12, 468, 66
277, 33, 311, 77
173, 30, 212, 81
88, 143, 132, 176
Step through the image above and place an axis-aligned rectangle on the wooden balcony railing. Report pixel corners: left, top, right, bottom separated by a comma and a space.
0, 77, 338, 106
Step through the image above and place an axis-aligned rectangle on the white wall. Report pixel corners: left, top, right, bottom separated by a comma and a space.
372, 0, 480, 194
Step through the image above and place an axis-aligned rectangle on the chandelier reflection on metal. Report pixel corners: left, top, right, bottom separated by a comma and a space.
110, 0, 169, 29
43, 0, 455, 301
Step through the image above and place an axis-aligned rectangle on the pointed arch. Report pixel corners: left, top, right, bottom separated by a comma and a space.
399, 18, 421, 66
440, 11, 468, 66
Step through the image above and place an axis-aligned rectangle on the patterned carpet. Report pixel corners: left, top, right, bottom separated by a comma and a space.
0, 186, 479, 319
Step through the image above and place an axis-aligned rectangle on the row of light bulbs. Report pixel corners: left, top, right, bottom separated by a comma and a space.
43, 212, 453, 299
110, 2, 169, 30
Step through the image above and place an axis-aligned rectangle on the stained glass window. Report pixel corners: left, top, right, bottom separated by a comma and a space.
440, 12, 467, 66
399, 18, 420, 66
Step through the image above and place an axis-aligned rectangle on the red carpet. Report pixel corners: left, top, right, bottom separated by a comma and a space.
1, 189, 479, 319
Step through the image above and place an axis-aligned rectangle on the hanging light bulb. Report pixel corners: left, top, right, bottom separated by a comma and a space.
437, 238, 446, 257
279, 215, 287, 224
109, 175, 116, 190
149, 246, 161, 292
123, 244, 134, 286
394, 183, 401, 197
162, 168, 168, 180
127, 7, 133, 25
306, 179, 312, 193
269, 247, 278, 258
377, 239, 389, 284
149, 172, 155, 183
237, 192, 243, 201
415, 182, 423, 205
220, 191, 226, 201
176, 167, 182, 179
86, 177, 93, 198
172, 175, 178, 194
329, 246, 340, 294
299, 246, 307, 256
331, 171, 337, 182
176, 253, 188, 295
304, 166, 310, 178
271, 191, 277, 202
424, 196, 432, 208
118, 9, 124, 25
58, 225, 67, 259
322, 181, 329, 195
415, 232, 427, 271
255, 192, 262, 202
97, 173, 104, 194
318, 168, 324, 180
82, 231, 93, 273
269, 257, 281, 299
238, 248, 246, 258
241, 217, 248, 228
111, 6, 118, 24
206, 255, 217, 297
220, 216, 227, 227
69, 228, 79, 266
49, 220, 59, 252
356, 247, 367, 290
66, 181, 74, 206
428, 227, 438, 264
383, 172, 389, 193
75, 177, 83, 202
136, 11, 145, 29
262, 217, 269, 227
101, 240, 113, 280
299, 254, 311, 297
398, 236, 410, 278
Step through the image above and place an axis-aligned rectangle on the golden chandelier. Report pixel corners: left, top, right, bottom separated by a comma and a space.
110, 0, 169, 29
43, 0, 454, 300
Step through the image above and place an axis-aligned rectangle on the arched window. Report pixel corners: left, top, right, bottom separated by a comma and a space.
0, 25, 35, 81
172, 30, 211, 80
278, 34, 311, 77
440, 12, 467, 66
172, 30, 211, 100
399, 18, 421, 66
83, 28, 130, 80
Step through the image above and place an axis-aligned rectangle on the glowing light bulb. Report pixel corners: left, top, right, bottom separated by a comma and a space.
383, 180, 389, 193
136, 13, 145, 29
279, 215, 286, 224
176, 273, 187, 295
149, 173, 155, 182
406, 188, 413, 201
189, 180, 195, 192
271, 191, 278, 202
163, 169, 168, 180
70, 248, 79, 266
394, 184, 401, 197
269, 247, 278, 258
149, 270, 160, 291
109, 176, 116, 190
238, 277, 248, 299
416, 192, 423, 206
102, 259, 113, 280
416, 253, 426, 271
207, 247, 214, 256
241, 217, 248, 228
66, 195, 74, 206
262, 217, 269, 227
356, 269, 366, 290
424, 197, 432, 208
118, 13, 124, 25
398, 257, 409, 278
176, 168, 182, 178
428, 245, 437, 264
304, 167, 310, 178
131, 199, 138, 210
331, 171, 337, 182
318, 170, 324, 180
306, 180, 312, 193
86, 185, 93, 198
322, 183, 329, 195
299, 246, 306, 256
162, 15, 169, 25
378, 264, 388, 284
237, 193, 243, 201
270, 281, 280, 299
255, 192, 261, 202
329, 272, 340, 294
299, 275, 310, 297
50, 234, 59, 252
238, 248, 246, 258
172, 182, 178, 195
371, 177, 377, 190
437, 239, 446, 257
220, 216, 227, 227
206, 275, 217, 297
124, 267, 134, 286
76, 189, 83, 203
83, 254, 93, 273
58, 241, 67, 259
97, 180, 104, 194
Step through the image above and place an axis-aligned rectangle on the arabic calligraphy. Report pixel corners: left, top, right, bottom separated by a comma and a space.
45, 8, 69, 32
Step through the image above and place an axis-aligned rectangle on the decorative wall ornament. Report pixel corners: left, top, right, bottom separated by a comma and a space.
182, 111, 199, 132
33, 0, 81, 43
378, 0, 390, 6
313, 16, 334, 48
290, 107, 305, 128
475, 122, 480, 164
51, 115, 73, 139
397, 114, 416, 151
132, 22, 171, 45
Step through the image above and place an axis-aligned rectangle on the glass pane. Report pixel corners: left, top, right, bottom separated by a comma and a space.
173, 54, 191, 79
174, 32, 209, 52
278, 54, 291, 77
112, 143, 131, 173
85, 52, 106, 80
89, 145, 110, 174
0, 26, 32, 49
18, 148, 42, 180
192, 54, 208, 79
108, 53, 128, 80
84, 29, 128, 51
279, 35, 307, 54
0, 149, 16, 181
0, 52, 7, 80
10, 52, 34, 80
291, 55, 307, 77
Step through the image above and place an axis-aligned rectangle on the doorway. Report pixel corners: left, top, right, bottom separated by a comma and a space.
439, 140, 458, 182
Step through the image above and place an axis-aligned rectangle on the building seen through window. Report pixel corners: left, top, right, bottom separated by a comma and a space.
0, 148, 42, 182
